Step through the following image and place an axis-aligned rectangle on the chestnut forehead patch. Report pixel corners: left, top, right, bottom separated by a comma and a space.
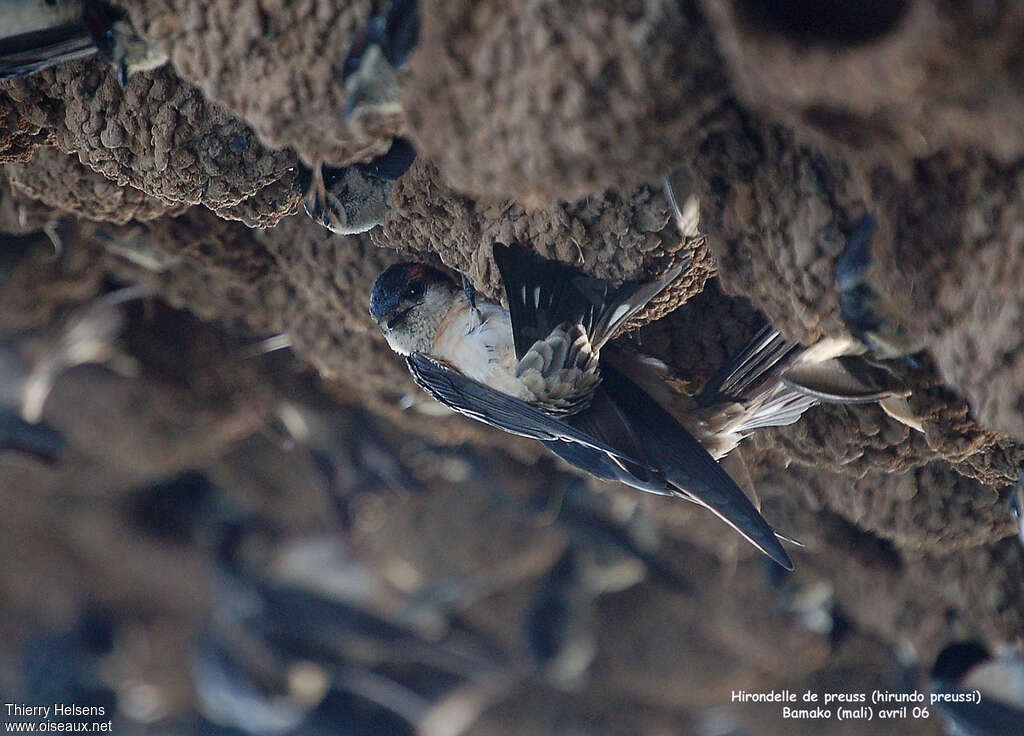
369, 262, 451, 321
405, 263, 434, 283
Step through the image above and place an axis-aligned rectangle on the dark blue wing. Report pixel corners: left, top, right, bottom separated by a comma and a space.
406, 353, 641, 463
408, 353, 792, 569
0, 409, 65, 464
576, 363, 794, 570
492, 243, 681, 361
542, 439, 668, 495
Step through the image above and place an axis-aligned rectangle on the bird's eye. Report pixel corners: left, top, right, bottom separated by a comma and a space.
404, 282, 422, 299
322, 168, 342, 187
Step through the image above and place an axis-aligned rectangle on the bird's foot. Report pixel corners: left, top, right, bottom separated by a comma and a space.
462, 273, 484, 322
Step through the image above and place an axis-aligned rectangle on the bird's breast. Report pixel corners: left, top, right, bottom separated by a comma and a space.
430, 302, 525, 397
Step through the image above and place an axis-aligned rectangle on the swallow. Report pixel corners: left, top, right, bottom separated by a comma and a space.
302, 0, 418, 235
930, 641, 1024, 736
370, 244, 919, 570
0, 0, 167, 85
301, 137, 417, 235
0, 285, 144, 424
341, 0, 419, 122
370, 245, 793, 565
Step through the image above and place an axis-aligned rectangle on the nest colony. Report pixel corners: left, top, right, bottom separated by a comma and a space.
1, 2, 1023, 733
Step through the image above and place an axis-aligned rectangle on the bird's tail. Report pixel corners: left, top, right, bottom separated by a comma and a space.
697, 325, 801, 407
696, 324, 911, 438
693, 325, 816, 436
596, 363, 795, 570
0, 21, 97, 80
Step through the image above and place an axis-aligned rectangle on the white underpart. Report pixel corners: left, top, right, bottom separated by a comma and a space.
428, 297, 597, 412
429, 300, 526, 398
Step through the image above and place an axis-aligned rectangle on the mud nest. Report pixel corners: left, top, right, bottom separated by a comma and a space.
2, 1, 1024, 734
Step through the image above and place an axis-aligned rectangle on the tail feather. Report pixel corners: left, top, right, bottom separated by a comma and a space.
697, 325, 913, 438
588, 262, 684, 352
0, 23, 97, 79
731, 383, 818, 434
696, 326, 800, 407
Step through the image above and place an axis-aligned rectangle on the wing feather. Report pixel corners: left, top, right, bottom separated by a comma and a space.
591, 364, 794, 570
407, 353, 639, 462
0, 24, 96, 79
408, 354, 794, 569
492, 243, 683, 360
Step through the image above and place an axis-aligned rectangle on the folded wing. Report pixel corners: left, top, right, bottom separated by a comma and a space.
492, 243, 683, 361
406, 353, 641, 463
572, 363, 794, 570
408, 352, 794, 570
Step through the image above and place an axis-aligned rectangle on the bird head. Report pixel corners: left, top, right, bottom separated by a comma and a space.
303, 165, 386, 235
370, 263, 457, 355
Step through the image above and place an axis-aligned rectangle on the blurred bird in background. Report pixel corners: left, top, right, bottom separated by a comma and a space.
930, 641, 1024, 736
0, 284, 144, 464
303, 0, 419, 234
118, 459, 519, 735
341, 0, 419, 122
301, 138, 417, 235
0, 0, 167, 85
521, 479, 690, 689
